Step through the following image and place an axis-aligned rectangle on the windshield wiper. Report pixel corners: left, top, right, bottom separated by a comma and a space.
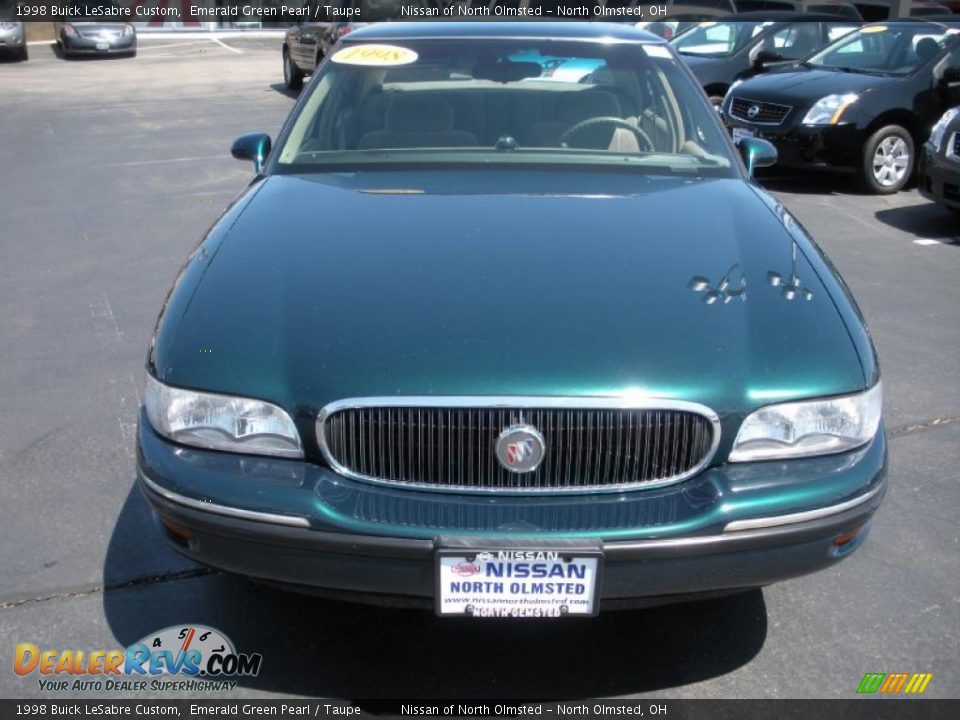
822, 65, 888, 76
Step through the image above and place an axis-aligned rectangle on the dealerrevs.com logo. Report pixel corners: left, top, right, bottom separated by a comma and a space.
14, 625, 261, 693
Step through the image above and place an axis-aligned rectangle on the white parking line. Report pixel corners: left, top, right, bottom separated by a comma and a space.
913, 238, 957, 246
137, 40, 216, 52
213, 38, 242, 55
104, 154, 229, 167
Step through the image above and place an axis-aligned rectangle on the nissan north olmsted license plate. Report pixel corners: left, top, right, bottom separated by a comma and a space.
436, 549, 602, 617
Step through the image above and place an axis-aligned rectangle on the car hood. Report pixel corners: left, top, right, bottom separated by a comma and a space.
153, 171, 867, 422
732, 67, 897, 106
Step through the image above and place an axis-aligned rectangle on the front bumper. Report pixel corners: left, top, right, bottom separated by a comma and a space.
726, 117, 862, 171
62, 34, 135, 55
0, 29, 25, 50
918, 144, 960, 211
137, 414, 887, 609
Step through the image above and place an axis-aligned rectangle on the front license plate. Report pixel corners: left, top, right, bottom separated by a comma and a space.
436, 549, 602, 618
732, 126, 757, 141
96, 42, 110, 51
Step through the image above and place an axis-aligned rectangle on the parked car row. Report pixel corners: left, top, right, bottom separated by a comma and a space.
278, 12, 960, 203
715, 20, 960, 193
0, 1, 137, 62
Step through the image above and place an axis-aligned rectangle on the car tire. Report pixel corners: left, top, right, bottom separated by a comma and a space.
283, 49, 303, 91
17, 45, 28, 62
861, 125, 914, 195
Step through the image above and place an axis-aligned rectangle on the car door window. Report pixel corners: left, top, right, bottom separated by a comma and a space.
763, 24, 821, 60
826, 23, 860, 43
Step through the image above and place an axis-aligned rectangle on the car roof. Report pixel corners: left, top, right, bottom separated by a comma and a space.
915, 14, 960, 23
346, 21, 662, 44
724, 10, 858, 19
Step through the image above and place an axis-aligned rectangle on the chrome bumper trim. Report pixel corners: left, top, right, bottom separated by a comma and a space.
139, 472, 311, 529
723, 483, 884, 533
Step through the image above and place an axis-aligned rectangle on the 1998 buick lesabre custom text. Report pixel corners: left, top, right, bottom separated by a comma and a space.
137, 22, 886, 617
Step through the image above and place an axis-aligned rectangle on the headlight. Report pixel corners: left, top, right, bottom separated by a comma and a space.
729, 382, 882, 462
0, 22, 19, 31
124, 24, 134, 36
62, 24, 77, 37
144, 374, 303, 458
801, 93, 859, 125
929, 107, 959, 152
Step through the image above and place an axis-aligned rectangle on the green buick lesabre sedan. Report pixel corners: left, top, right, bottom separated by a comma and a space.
138, 22, 886, 617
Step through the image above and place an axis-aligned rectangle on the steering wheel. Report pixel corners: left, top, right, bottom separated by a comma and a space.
558, 117, 655, 152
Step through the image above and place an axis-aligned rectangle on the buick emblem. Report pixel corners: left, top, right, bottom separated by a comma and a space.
746, 104, 761, 119
495, 425, 546, 474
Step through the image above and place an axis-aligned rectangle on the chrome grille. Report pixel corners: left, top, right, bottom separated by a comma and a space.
79, 29, 120, 40
730, 97, 792, 125
951, 132, 960, 157
318, 398, 719, 494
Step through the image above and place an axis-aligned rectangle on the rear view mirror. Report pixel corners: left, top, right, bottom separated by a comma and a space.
231, 133, 272, 173
736, 137, 777, 177
473, 60, 542, 83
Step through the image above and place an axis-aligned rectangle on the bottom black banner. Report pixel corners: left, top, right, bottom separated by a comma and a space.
2, 700, 958, 720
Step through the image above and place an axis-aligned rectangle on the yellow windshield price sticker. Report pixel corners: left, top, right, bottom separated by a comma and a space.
331, 44, 418, 67
861, 25, 887, 33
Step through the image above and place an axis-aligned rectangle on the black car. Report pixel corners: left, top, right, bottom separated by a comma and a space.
282, 0, 430, 91
723, 21, 960, 193
672, 13, 862, 104
919, 106, 960, 212
283, 19, 351, 91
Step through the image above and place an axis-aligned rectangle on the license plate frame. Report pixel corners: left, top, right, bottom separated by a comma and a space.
435, 547, 604, 618
95, 42, 110, 51
732, 126, 757, 141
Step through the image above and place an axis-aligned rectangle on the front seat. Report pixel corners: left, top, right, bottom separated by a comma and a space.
915, 37, 940, 64
520, 90, 639, 152
357, 95, 478, 149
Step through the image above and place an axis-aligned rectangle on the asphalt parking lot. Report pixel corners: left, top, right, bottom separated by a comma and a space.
0, 35, 958, 700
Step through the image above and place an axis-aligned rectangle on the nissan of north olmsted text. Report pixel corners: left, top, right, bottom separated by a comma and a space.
137, 22, 886, 618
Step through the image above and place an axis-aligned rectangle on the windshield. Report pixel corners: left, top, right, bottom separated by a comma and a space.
671, 21, 773, 58
274, 38, 736, 176
806, 24, 951, 76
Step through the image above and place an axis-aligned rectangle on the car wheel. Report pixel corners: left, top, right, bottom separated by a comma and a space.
861, 125, 914, 194
283, 49, 303, 91
17, 45, 28, 62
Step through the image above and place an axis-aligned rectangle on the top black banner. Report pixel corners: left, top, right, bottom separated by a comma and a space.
0, 1, 942, 25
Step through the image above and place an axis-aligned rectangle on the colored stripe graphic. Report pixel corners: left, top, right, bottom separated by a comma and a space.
880, 673, 909, 693
858, 672, 933, 694
904, 674, 933, 694
857, 673, 885, 694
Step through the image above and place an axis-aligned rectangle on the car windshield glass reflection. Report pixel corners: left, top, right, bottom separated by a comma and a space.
672, 21, 773, 58
274, 38, 736, 176
806, 24, 949, 76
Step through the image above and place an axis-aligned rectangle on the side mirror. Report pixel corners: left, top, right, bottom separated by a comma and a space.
942, 66, 960, 85
231, 133, 272, 173
755, 50, 785, 67
736, 137, 777, 177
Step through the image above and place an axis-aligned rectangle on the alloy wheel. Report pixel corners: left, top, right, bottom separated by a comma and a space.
872, 136, 910, 188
